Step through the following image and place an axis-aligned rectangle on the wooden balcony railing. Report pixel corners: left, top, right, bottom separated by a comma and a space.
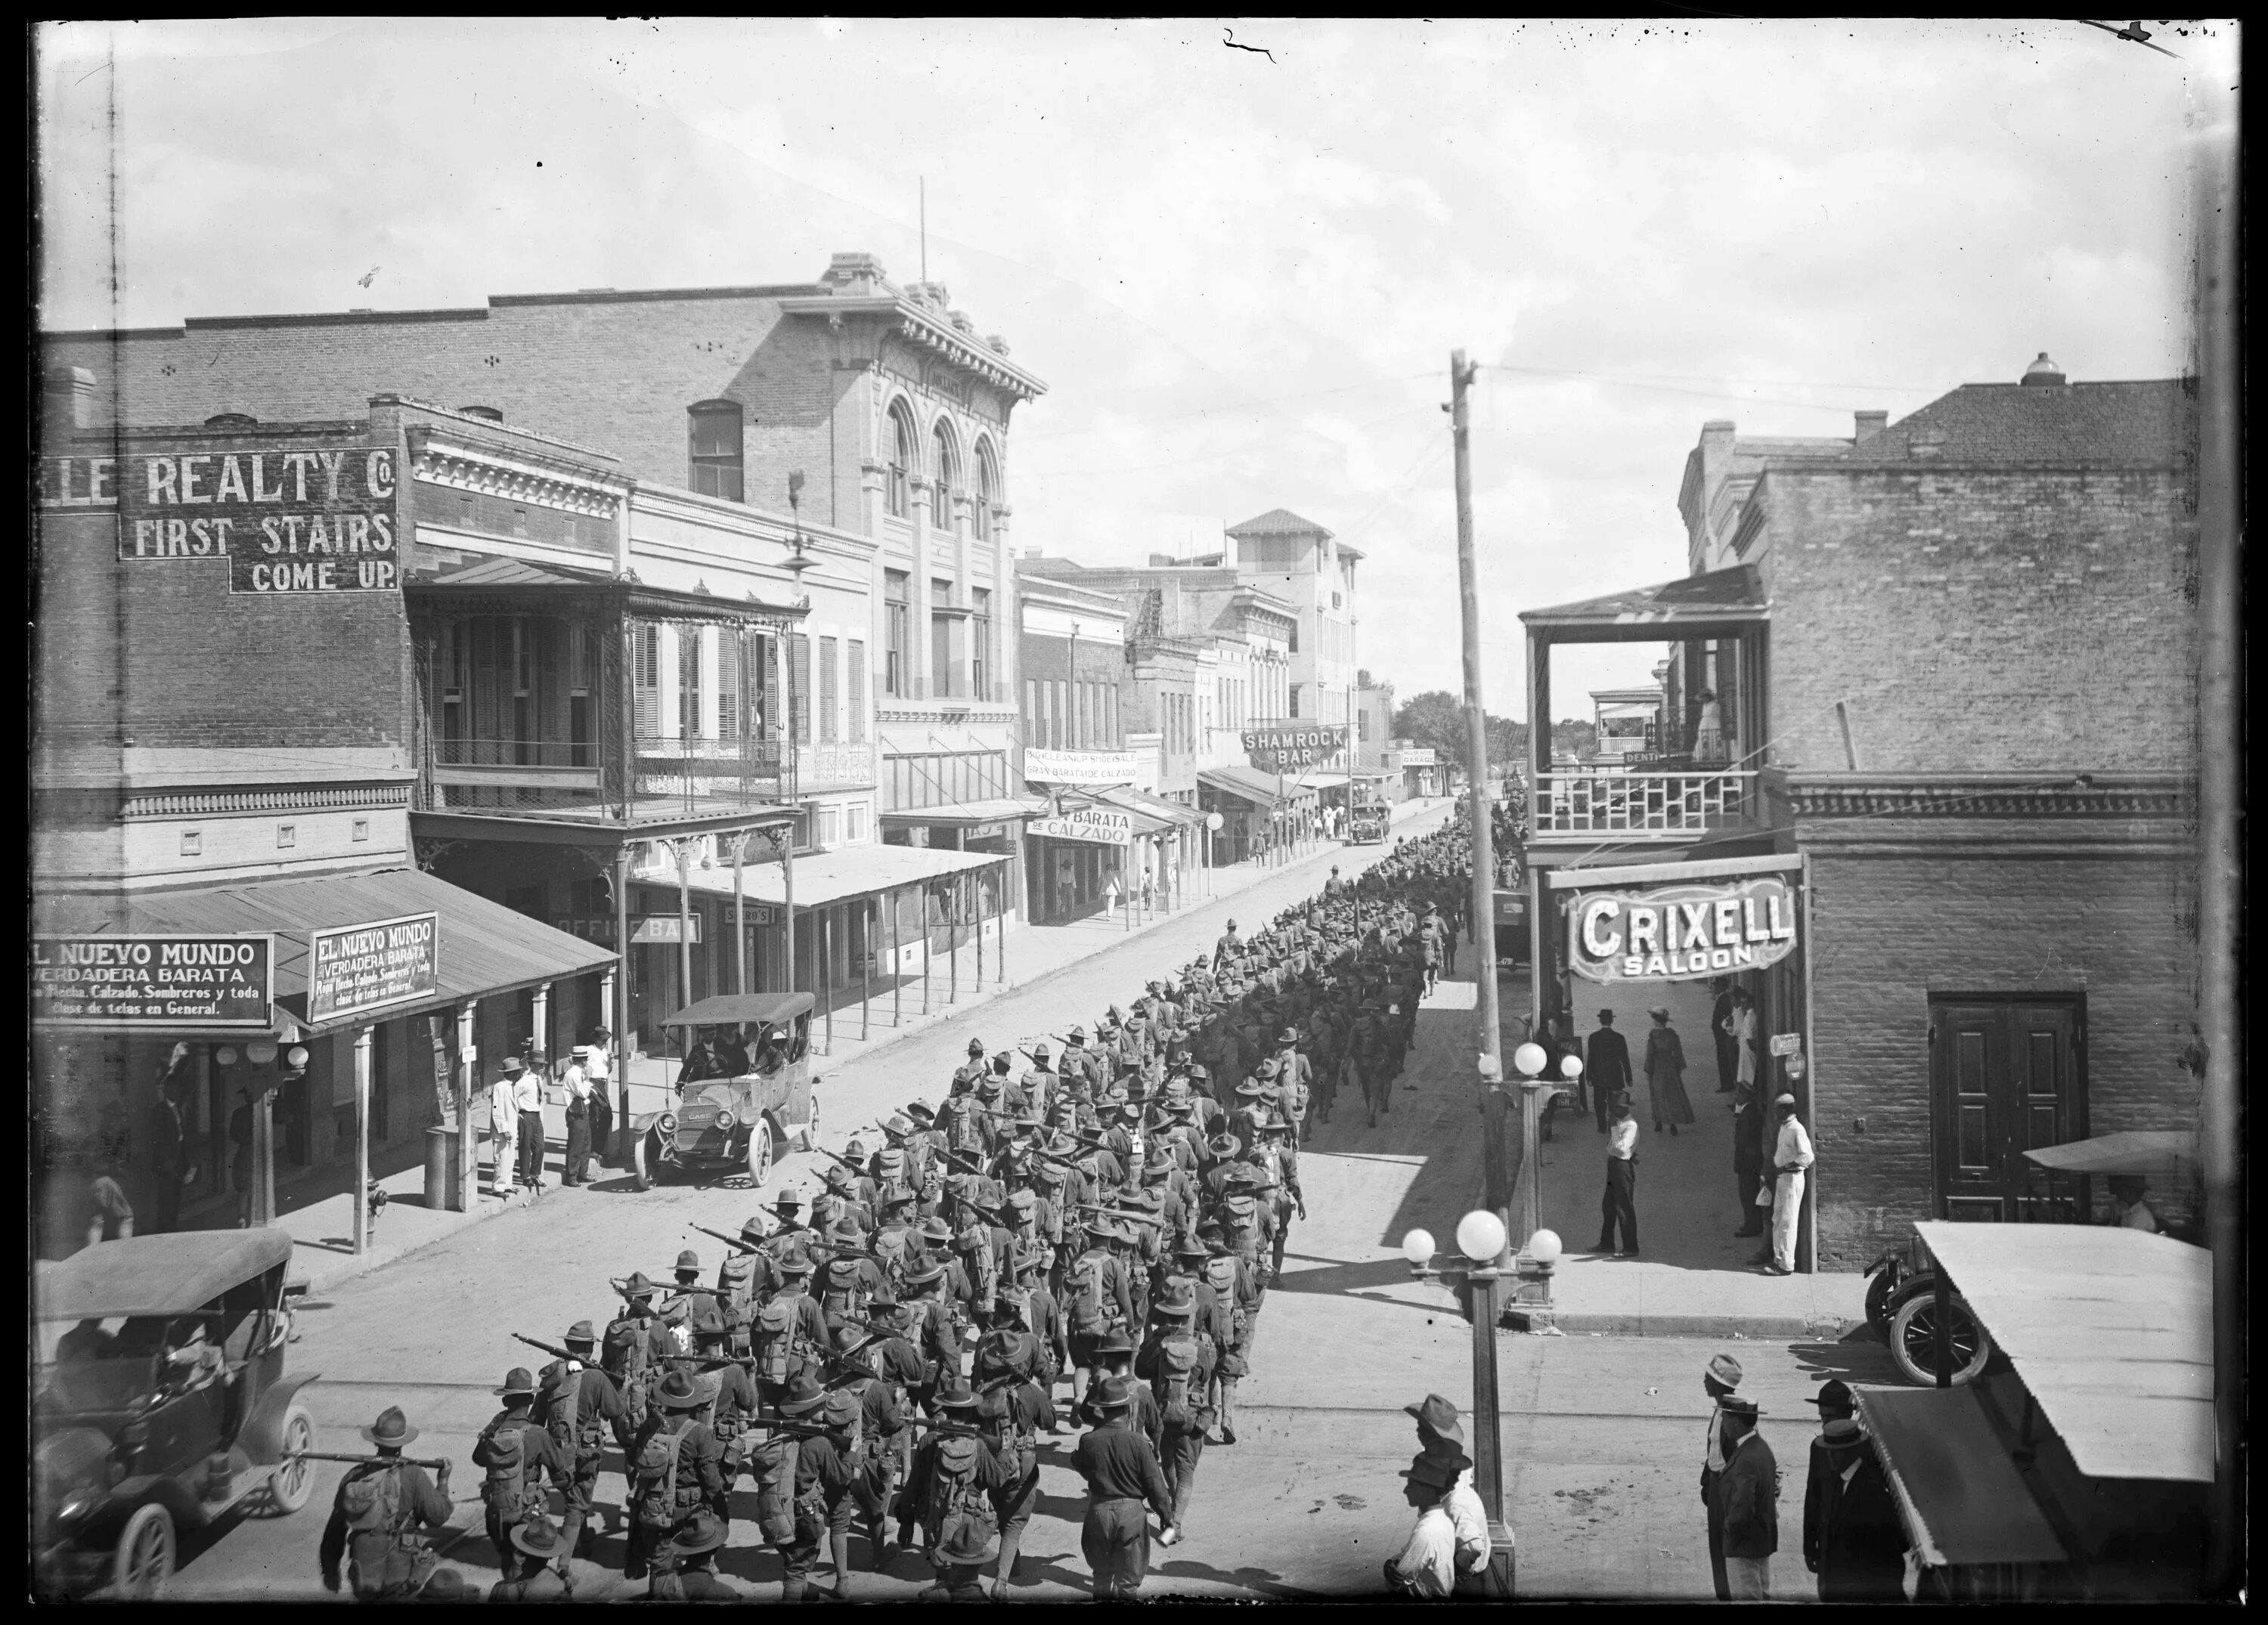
1531, 768, 1758, 838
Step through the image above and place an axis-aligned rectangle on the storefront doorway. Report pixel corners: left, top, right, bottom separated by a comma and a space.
1929, 995, 2087, 1223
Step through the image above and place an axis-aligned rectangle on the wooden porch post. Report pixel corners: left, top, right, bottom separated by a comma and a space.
820, 907, 834, 1055
734, 837, 748, 993
352, 1026, 373, 1254
890, 887, 903, 1026
861, 897, 873, 1042
455, 1000, 479, 1214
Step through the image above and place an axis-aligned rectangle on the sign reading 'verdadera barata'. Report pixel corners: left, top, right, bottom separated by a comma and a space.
32, 934, 277, 1029
308, 913, 441, 1023
1023, 748, 1139, 786
1243, 724, 1348, 772
38, 443, 401, 594
1567, 876, 1799, 984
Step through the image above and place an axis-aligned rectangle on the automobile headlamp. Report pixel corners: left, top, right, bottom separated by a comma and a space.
657, 1113, 677, 1136
714, 1110, 736, 1130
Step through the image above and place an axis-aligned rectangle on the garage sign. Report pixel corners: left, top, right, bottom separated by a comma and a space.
1567, 876, 1797, 984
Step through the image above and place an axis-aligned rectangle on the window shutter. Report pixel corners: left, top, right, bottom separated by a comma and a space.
634, 626, 659, 737
847, 639, 866, 742
718, 630, 742, 740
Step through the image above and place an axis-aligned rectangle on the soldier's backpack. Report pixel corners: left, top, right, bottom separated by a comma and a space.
630, 1419, 690, 1528
927, 1433, 999, 1550
1065, 1249, 1114, 1336
1220, 1194, 1266, 1261
751, 1298, 799, 1385
603, 1313, 655, 1408
1152, 1330, 1203, 1430
979, 1384, 1039, 1487
479, 1416, 549, 1524
543, 1367, 606, 1465
872, 1224, 911, 1284
946, 1095, 987, 1156
720, 1252, 761, 1314
820, 1258, 869, 1326
748, 1433, 800, 1544
339, 1462, 426, 1599
1200, 1256, 1241, 1345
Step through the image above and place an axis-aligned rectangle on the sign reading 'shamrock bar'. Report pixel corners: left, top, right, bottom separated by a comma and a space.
308, 912, 441, 1023
1568, 876, 1798, 984
1242, 723, 1347, 773
38, 443, 402, 593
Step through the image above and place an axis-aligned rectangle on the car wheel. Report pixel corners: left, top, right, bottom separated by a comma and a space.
264, 1403, 317, 1515
1887, 1279, 1994, 1386
1863, 1268, 1900, 1337
112, 1503, 175, 1599
631, 1129, 658, 1193
746, 1119, 773, 1186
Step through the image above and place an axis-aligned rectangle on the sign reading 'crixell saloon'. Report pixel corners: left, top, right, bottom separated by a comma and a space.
1567, 877, 1798, 984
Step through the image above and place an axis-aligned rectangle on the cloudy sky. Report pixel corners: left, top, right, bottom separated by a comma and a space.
36, 18, 2234, 717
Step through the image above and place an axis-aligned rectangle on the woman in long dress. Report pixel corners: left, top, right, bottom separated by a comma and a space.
1693, 688, 1728, 765
1644, 1005, 1696, 1134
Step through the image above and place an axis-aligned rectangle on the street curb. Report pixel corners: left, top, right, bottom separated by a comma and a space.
1526, 1312, 1858, 1340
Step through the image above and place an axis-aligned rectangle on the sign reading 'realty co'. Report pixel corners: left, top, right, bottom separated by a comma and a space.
31, 933, 277, 1029
308, 912, 441, 1023
1568, 877, 1797, 984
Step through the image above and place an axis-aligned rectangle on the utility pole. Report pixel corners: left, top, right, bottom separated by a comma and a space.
1451, 348, 1512, 1582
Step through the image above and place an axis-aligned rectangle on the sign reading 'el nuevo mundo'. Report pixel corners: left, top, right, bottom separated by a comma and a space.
31, 934, 277, 1029
1567, 876, 1799, 984
308, 913, 441, 1023
38, 443, 402, 593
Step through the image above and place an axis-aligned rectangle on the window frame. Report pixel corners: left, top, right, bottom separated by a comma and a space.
886, 403, 916, 519
688, 400, 746, 502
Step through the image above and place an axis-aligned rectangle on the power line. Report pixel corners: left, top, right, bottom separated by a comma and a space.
1017, 371, 1438, 441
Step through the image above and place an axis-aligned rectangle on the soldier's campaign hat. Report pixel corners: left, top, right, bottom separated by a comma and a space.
1151, 1283, 1196, 1317
885, 1111, 917, 1135
776, 1255, 813, 1278
1185, 1063, 1211, 1082
621, 1271, 661, 1301
1091, 1375, 1135, 1410
1805, 1379, 1854, 1413
1065, 1024, 1086, 1040
674, 1249, 702, 1275
823, 1389, 862, 1430
904, 1261, 946, 1289
1173, 1237, 1210, 1261
509, 1518, 569, 1558
666, 1509, 731, 1557
990, 1290, 1028, 1323
416, 1568, 472, 1600
824, 1162, 856, 1187
1142, 1157, 1173, 1183
827, 1215, 865, 1243
1030, 1042, 1052, 1061
495, 1367, 538, 1398
881, 1187, 917, 1211
777, 1371, 828, 1416
354, 1405, 417, 1441
1011, 1244, 1049, 1277
1234, 1080, 1267, 1100
1719, 1396, 1761, 1421
934, 1381, 981, 1411
1094, 1329, 1137, 1359
739, 1215, 769, 1240
655, 1368, 708, 1410
689, 1305, 730, 1343
564, 1320, 598, 1345
1405, 1394, 1465, 1446
968, 1037, 987, 1057
1208, 1132, 1241, 1158
773, 1191, 804, 1212
906, 1102, 937, 1125
1032, 1159, 1066, 1186
937, 1521, 999, 1566
1278, 1027, 1300, 1045
919, 1213, 955, 1241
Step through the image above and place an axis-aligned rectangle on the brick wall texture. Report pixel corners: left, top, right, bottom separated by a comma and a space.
1758, 466, 2198, 777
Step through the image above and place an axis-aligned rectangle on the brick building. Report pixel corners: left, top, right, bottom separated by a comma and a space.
1518, 354, 2200, 1269
1222, 508, 1362, 729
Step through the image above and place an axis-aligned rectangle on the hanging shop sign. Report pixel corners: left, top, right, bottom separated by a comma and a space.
32, 933, 277, 1030
308, 912, 441, 1023
631, 915, 705, 944
39, 444, 402, 593
1242, 723, 1348, 773
1033, 806, 1133, 846
1024, 748, 1139, 786
1398, 747, 1439, 768
1567, 876, 1798, 984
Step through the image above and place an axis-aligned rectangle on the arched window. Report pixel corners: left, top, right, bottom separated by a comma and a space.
203, 412, 258, 429
973, 438, 1000, 542
688, 400, 745, 501
931, 419, 960, 529
886, 401, 916, 519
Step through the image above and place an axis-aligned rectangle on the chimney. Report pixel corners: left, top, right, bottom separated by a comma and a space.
2021, 351, 2067, 387
1023, 548, 1043, 561
822, 252, 888, 294
1148, 552, 1180, 568
1700, 419, 1737, 447
1853, 410, 1888, 443
44, 366, 96, 429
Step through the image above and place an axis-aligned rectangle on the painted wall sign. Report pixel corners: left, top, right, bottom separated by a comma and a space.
39, 444, 402, 593
1567, 876, 1798, 984
1768, 1032, 1803, 1058
1398, 747, 1439, 767
1242, 723, 1348, 773
1024, 748, 1139, 786
1032, 808, 1132, 846
308, 912, 441, 1023
32, 933, 277, 1029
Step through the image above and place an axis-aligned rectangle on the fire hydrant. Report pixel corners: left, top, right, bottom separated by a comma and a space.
365, 1181, 389, 1249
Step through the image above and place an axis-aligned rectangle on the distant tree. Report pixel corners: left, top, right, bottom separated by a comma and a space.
1392, 692, 1465, 769
1550, 718, 1598, 758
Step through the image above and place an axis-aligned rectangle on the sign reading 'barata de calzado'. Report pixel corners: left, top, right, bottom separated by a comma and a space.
1567, 876, 1798, 984
38, 444, 401, 593
31, 933, 277, 1029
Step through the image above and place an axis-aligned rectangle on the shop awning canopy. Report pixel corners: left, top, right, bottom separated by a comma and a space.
1198, 766, 1315, 808
34, 868, 616, 1035
1519, 563, 1768, 644
1916, 1222, 2213, 1484
407, 552, 807, 627
1852, 1385, 2069, 1569
676, 840, 1008, 912
37, 1227, 297, 1322
1095, 787, 1204, 828
876, 797, 1049, 829
2021, 1129, 2199, 1181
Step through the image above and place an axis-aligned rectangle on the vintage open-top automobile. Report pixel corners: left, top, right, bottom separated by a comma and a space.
33, 1227, 321, 1598
629, 990, 821, 1190
1347, 802, 1391, 843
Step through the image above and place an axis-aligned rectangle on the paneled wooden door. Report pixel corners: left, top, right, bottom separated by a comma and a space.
1930, 996, 2086, 1222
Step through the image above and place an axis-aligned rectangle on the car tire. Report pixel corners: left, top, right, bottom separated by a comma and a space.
263, 1402, 317, 1515
746, 1119, 773, 1187
1863, 1268, 1901, 1337
631, 1129, 659, 1193
111, 1503, 175, 1599
1887, 1278, 1994, 1386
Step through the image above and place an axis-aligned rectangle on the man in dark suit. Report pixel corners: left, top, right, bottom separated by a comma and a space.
1710, 979, 1738, 1093
1802, 1382, 1907, 1600
1731, 1085, 1767, 1240
1712, 1396, 1778, 1599
1585, 1011, 1632, 1135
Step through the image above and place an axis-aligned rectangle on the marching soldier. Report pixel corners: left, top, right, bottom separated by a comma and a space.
602, 1272, 672, 1429
534, 1320, 630, 1562
320, 1407, 454, 1600
1136, 1282, 1217, 1528
622, 1367, 723, 1582
975, 1332, 1057, 1590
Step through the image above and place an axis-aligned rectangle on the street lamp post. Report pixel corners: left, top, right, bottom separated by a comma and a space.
1510, 1040, 1583, 1255
1402, 1209, 1530, 1598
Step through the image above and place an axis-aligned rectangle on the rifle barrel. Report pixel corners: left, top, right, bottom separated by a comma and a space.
288, 1450, 453, 1472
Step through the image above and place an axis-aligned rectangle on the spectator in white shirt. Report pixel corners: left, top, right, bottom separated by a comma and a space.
2106, 1175, 2161, 1233
584, 1027, 615, 1172
510, 1056, 547, 1191
1597, 1092, 1641, 1257
1386, 1451, 1461, 1599
1404, 1395, 1495, 1586
1766, 1093, 1814, 1275
559, 1050, 593, 1188
488, 1060, 520, 1200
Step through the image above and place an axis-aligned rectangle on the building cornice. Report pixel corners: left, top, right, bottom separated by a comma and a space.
779, 293, 1048, 401
409, 428, 628, 517
1777, 772, 2193, 822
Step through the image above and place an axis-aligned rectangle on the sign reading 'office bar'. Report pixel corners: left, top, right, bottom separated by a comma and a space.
38, 444, 402, 593
1568, 876, 1798, 984
308, 912, 441, 1023
1243, 723, 1347, 772
31, 933, 277, 1029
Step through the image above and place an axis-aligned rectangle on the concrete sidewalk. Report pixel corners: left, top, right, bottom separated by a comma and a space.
276, 795, 1451, 1296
